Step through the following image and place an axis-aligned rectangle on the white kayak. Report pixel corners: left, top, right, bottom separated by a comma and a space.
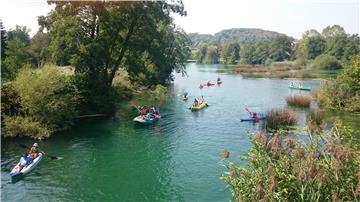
133, 115, 160, 124
10, 153, 44, 177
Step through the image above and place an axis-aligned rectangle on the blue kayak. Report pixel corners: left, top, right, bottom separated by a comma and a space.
240, 115, 266, 122
10, 153, 43, 177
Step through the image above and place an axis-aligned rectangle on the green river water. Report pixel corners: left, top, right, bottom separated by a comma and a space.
1, 63, 359, 201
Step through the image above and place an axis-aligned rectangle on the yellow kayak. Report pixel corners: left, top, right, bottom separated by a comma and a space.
191, 101, 207, 111
182, 96, 188, 101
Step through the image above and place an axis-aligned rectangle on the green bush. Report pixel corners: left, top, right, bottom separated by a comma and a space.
3, 116, 51, 139
3, 65, 80, 139
318, 54, 360, 112
312, 54, 342, 70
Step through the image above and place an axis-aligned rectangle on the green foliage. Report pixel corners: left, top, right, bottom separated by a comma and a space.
219, 42, 240, 64
204, 45, 219, 64
3, 116, 51, 139
7, 25, 30, 45
28, 31, 50, 66
1, 20, 6, 59
318, 55, 360, 112
3, 65, 81, 139
189, 28, 285, 47
221, 124, 360, 201
311, 54, 342, 70
2, 38, 30, 81
298, 30, 326, 60
269, 35, 292, 61
240, 44, 256, 64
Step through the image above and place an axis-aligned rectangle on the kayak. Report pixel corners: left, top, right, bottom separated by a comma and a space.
217, 81, 222, 85
182, 96, 188, 101
240, 114, 266, 122
10, 153, 43, 177
288, 86, 311, 91
191, 101, 207, 111
133, 114, 161, 124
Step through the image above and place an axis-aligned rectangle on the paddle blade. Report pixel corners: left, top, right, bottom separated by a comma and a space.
159, 99, 165, 106
130, 100, 135, 107
19, 144, 28, 149
50, 156, 62, 160
244, 107, 250, 112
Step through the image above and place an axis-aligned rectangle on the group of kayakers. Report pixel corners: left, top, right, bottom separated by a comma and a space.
16, 143, 43, 172
136, 106, 161, 120
198, 77, 222, 89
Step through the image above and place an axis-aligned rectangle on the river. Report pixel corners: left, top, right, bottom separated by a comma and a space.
1, 63, 358, 201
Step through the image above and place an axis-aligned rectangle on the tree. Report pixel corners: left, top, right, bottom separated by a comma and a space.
1, 20, 6, 59
7, 25, 30, 45
2, 38, 30, 80
197, 43, 208, 63
269, 35, 292, 61
219, 42, 240, 64
41, 1, 188, 113
312, 54, 342, 70
297, 29, 326, 60
322, 25, 349, 60
254, 42, 270, 64
2, 25, 31, 81
322, 25, 346, 38
240, 44, 256, 64
28, 31, 50, 67
204, 45, 219, 64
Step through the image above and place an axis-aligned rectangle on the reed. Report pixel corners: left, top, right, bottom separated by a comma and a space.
286, 95, 312, 107
266, 109, 298, 131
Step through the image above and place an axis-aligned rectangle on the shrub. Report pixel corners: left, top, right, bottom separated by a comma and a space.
317, 55, 360, 112
3, 116, 51, 139
286, 95, 312, 107
312, 54, 342, 70
3, 65, 81, 139
221, 123, 359, 201
266, 109, 298, 131
306, 109, 325, 135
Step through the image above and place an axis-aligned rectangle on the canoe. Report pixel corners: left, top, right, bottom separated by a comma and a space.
133, 114, 160, 124
240, 115, 266, 122
10, 153, 43, 177
288, 86, 311, 91
191, 101, 207, 111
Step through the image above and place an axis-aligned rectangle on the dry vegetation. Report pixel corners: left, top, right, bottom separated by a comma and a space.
234, 65, 316, 79
266, 109, 298, 131
286, 95, 312, 107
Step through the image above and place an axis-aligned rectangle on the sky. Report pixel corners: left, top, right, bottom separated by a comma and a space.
0, 0, 359, 39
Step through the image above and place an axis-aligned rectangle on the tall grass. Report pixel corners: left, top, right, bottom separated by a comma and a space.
266, 109, 298, 131
221, 122, 359, 201
286, 95, 312, 107
306, 109, 325, 135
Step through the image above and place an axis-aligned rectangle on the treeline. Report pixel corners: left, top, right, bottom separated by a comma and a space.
1, 1, 190, 139
190, 25, 359, 69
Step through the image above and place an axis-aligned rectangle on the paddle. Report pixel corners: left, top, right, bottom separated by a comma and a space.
244, 107, 259, 122
130, 100, 143, 114
19, 144, 62, 160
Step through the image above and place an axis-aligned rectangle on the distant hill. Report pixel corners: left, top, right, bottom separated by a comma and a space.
188, 28, 291, 47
